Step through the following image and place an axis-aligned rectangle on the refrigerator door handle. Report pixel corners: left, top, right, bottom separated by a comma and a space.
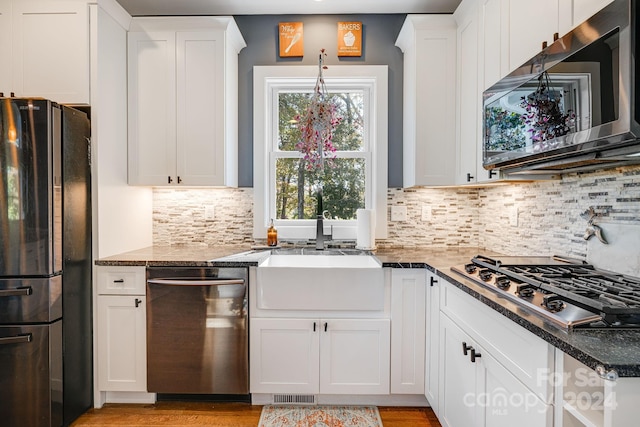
0, 287, 33, 297
0, 333, 33, 345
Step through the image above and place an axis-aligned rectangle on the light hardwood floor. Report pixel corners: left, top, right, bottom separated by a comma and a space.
71, 402, 442, 426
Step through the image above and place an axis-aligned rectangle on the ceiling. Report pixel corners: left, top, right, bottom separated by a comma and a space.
115, 0, 463, 16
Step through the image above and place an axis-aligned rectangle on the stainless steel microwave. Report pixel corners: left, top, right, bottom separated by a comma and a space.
482, 0, 640, 174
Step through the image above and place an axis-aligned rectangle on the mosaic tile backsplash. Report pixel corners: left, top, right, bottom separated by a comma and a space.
153, 165, 640, 258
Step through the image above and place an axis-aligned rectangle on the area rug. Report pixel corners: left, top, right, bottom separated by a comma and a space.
258, 405, 383, 427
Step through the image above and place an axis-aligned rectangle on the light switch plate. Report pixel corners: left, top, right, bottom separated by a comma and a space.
205, 206, 215, 221
421, 205, 432, 221
509, 206, 518, 227
390, 205, 407, 222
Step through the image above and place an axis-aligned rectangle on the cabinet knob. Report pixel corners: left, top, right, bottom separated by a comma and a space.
470, 348, 482, 363
430, 276, 438, 287
466, 173, 474, 182
488, 169, 497, 179
462, 342, 472, 356
135, 298, 142, 308
553, 32, 559, 41
542, 40, 548, 49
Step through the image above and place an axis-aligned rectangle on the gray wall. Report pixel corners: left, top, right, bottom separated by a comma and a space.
235, 14, 407, 187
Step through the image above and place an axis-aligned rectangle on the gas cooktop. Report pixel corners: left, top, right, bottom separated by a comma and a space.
451, 255, 640, 329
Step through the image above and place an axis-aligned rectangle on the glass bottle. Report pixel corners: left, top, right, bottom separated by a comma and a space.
267, 219, 278, 247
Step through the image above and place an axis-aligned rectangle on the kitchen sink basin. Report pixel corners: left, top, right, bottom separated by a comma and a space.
260, 254, 381, 268
256, 254, 384, 311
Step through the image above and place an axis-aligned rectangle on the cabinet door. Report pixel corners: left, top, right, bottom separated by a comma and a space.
559, 0, 613, 36
480, 0, 509, 91
128, 30, 177, 186
249, 318, 320, 394
455, 0, 480, 185
479, 347, 552, 427
12, 0, 89, 104
439, 314, 478, 427
97, 295, 147, 392
391, 269, 426, 394
412, 25, 457, 186
425, 272, 440, 413
320, 319, 390, 395
175, 31, 225, 186
96, 266, 146, 295
508, 0, 559, 71
0, 0, 10, 96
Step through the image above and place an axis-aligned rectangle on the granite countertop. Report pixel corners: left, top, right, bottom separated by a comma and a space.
97, 245, 640, 377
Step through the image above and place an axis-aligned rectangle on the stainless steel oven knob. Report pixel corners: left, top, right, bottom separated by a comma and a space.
542, 293, 565, 312
495, 275, 511, 289
479, 269, 493, 281
516, 283, 535, 298
464, 263, 477, 274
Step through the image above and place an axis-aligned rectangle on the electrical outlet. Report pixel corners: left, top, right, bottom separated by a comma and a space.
421, 205, 432, 222
509, 206, 518, 227
205, 206, 215, 221
390, 205, 407, 222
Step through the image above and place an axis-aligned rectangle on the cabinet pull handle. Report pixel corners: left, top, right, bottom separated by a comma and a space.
0, 333, 32, 345
177, 176, 182, 184
313, 322, 316, 332
470, 348, 482, 363
553, 32, 559, 41
542, 40, 548, 49
462, 342, 472, 356
466, 173, 474, 182
324, 322, 328, 332
168, 176, 173, 184
430, 276, 438, 287
135, 298, 142, 308
113, 279, 124, 283
0, 286, 32, 297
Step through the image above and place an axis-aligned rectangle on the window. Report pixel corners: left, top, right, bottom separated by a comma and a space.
253, 65, 388, 241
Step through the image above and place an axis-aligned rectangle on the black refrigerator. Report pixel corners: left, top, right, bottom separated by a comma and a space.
0, 98, 92, 426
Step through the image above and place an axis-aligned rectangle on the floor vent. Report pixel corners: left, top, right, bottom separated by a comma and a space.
272, 394, 316, 405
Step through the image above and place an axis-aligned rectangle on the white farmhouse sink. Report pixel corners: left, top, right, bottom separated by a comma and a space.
256, 254, 384, 311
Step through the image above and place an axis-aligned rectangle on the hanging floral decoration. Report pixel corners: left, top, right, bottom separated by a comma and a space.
520, 71, 576, 145
295, 49, 342, 171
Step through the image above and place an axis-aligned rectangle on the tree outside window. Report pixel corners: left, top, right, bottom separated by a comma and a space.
275, 90, 367, 221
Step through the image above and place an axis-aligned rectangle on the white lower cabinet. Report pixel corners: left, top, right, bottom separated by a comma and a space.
437, 278, 554, 427
250, 318, 390, 395
425, 271, 440, 413
97, 294, 147, 391
96, 266, 148, 394
439, 314, 550, 427
391, 269, 426, 394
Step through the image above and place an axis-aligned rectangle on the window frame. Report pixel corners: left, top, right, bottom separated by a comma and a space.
253, 65, 388, 241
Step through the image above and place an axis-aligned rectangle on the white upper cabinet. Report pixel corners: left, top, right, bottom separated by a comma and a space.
396, 15, 457, 187
480, 0, 509, 91
127, 17, 245, 186
1, 0, 90, 104
508, 0, 560, 71
506, 0, 614, 77
558, 0, 614, 37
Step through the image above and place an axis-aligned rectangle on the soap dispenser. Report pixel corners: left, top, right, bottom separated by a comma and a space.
267, 219, 278, 247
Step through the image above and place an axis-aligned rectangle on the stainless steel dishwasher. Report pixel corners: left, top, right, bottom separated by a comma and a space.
146, 267, 249, 399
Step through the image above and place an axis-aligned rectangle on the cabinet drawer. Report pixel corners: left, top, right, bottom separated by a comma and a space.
97, 266, 146, 295
440, 280, 553, 401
